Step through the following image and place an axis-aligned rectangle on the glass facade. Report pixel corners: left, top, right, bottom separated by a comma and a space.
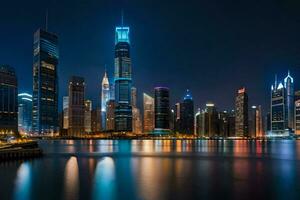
235, 88, 249, 137
0, 65, 18, 135
32, 29, 59, 135
154, 87, 170, 133
18, 93, 32, 134
114, 25, 132, 132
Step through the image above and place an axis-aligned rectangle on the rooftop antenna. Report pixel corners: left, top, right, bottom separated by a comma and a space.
45, 9, 48, 31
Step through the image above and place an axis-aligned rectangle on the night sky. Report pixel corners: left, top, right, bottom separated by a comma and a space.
1, 0, 300, 113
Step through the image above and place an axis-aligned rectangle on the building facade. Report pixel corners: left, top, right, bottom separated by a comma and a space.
271, 78, 288, 135
32, 29, 59, 135
63, 96, 69, 129
295, 100, 300, 135
0, 65, 18, 135
91, 108, 101, 133
84, 100, 92, 133
154, 87, 170, 134
235, 88, 248, 137
284, 71, 294, 130
18, 93, 32, 134
114, 25, 132, 132
179, 90, 194, 134
106, 100, 115, 131
143, 93, 154, 133
68, 76, 85, 136
131, 87, 142, 134
101, 70, 110, 130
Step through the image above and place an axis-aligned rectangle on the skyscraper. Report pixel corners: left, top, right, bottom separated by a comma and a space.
271, 77, 288, 135
143, 93, 154, 133
106, 100, 115, 131
84, 100, 92, 133
63, 96, 69, 129
114, 21, 132, 132
284, 71, 294, 130
249, 105, 263, 138
101, 70, 110, 130
295, 100, 300, 135
0, 65, 18, 135
204, 103, 219, 138
235, 88, 248, 137
32, 29, 59, 135
154, 87, 170, 134
91, 108, 101, 133
68, 76, 85, 136
18, 93, 32, 134
179, 90, 194, 134
131, 87, 142, 134
195, 108, 203, 136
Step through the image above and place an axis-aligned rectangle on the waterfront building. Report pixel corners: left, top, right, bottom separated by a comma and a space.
271, 77, 288, 135
143, 93, 154, 133
218, 111, 228, 138
32, 29, 59, 135
284, 71, 294, 130
131, 87, 142, 134
179, 90, 194, 134
295, 100, 300, 135
195, 108, 204, 136
154, 87, 170, 134
228, 110, 236, 137
91, 108, 101, 132
0, 65, 18, 135
68, 76, 85, 136
204, 103, 219, 138
101, 70, 110, 130
63, 96, 69, 129
106, 100, 115, 131
174, 103, 181, 133
84, 100, 92, 133
18, 93, 32, 134
249, 105, 263, 138
114, 21, 132, 132
235, 88, 249, 137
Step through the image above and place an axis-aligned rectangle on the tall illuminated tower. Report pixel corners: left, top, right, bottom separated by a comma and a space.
101, 70, 110, 130
284, 71, 294, 130
32, 29, 59, 135
114, 17, 132, 132
143, 93, 154, 133
235, 88, 249, 137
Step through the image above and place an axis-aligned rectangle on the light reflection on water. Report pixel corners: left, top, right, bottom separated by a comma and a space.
0, 140, 300, 200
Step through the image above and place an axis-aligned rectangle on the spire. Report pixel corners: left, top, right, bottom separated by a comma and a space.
284, 70, 294, 85
102, 65, 109, 86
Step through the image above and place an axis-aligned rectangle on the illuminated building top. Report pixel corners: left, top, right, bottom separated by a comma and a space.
115, 26, 130, 44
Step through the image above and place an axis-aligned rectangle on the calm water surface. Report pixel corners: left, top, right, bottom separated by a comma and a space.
1, 139, 300, 200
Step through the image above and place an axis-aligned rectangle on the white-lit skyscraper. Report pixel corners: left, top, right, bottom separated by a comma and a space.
284, 71, 294, 130
101, 70, 110, 130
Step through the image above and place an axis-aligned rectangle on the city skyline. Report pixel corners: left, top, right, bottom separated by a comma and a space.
1, 1, 300, 112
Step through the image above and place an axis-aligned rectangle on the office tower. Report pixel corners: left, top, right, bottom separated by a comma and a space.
131, 87, 142, 134
235, 88, 249, 137
68, 76, 85, 136
295, 100, 300, 135
174, 103, 181, 133
91, 108, 101, 132
284, 71, 294, 129
154, 87, 170, 134
106, 100, 115, 131
218, 111, 229, 138
32, 29, 59, 135
131, 87, 137, 107
63, 96, 69, 129
18, 93, 32, 134
249, 105, 263, 138
84, 100, 92, 133
170, 108, 176, 133
179, 89, 194, 134
228, 110, 236, 137
114, 22, 132, 132
143, 93, 154, 133
0, 65, 18, 135
271, 77, 288, 135
195, 108, 204, 136
204, 103, 219, 138
110, 83, 115, 100
101, 70, 110, 130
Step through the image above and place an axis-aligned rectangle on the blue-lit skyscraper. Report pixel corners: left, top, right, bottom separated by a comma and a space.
114, 22, 132, 132
18, 93, 32, 134
154, 87, 170, 134
284, 71, 294, 130
179, 89, 194, 134
101, 70, 110, 130
32, 29, 59, 135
